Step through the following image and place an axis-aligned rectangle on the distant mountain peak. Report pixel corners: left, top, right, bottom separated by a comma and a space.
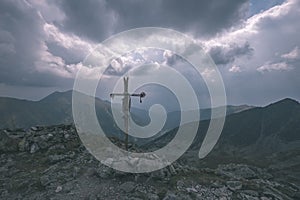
279, 97, 299, 104
266, 98, 299, 108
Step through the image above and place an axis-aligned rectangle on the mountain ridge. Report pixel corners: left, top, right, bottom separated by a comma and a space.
0, 90, 255, 129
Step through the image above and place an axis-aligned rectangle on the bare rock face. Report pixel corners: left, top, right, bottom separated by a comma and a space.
0, 124, 299, 200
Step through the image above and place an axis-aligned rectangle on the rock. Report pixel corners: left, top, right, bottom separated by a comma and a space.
0, 189, 9, 197
18, 138, 28, 151
0, 131, 19, 152
40, 175, 52, 187
84, 167, 97, 177
119, 181, 136, 193
211, 181, 223, 188
36, 135, 51, 149
96, 165, 114, 179
241, 190, 259, 197
48, 144, 65, 152
240, 194, 259, 200
168, 164, 177, 175
176, 180, 185, 191
293, 192, 300, 199
263, 191, 284, 200
146, 193, 159, 200
73, 167, 80, 178
55, 186, 62, 193
48, 154, 67, 163
226, 181, 242, 191
163, 192, 177, 200
151, 169, 165, 180
260, 197, 272, 200
30, 143, 39, 153
64, 133, 70, 139
31, 126, 38, 131
217, 164, 258, 180
186, 187, 197, 193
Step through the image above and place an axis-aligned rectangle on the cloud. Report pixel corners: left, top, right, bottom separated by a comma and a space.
49, 0, 248, 42
203, 0, 300, 71
0, 30, 16, 55
0, 0, 98, 87
281, 46, 300, 60
203, 0, 300, 104
27, 0, 65, 23
257, 62, 292, 73
43, 23, 96, 64
229, 65, 242, 73
0, 0, 250, 88
0, 0, 49, 86
50, 0, 118, 42
207, 42, 253, 65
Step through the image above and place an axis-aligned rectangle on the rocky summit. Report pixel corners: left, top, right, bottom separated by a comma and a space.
0, 124, 299, 200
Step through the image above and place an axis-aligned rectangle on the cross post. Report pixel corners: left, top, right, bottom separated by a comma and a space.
110, 77, 146, 150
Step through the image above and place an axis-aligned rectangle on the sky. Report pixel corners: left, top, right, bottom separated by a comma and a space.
0, 0, 299, 107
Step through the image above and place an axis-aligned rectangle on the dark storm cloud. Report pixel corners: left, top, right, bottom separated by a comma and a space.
46, 42, 84, 65
0, 0, 73, 87
0, 0, 43, 85
209, 42, 254, 65
0, 0, 249, 88
53, 0, 116, 42
54, 0, 249, 42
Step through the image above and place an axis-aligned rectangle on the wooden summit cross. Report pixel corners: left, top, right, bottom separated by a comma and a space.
110, 77, 146, 150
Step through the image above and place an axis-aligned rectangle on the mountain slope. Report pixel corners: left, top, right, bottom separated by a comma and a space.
214, 98, 300, 150
0, 91, 74, 129
146, 98, 300, 157
144, 98, 300, 184
0, 90, 253, 130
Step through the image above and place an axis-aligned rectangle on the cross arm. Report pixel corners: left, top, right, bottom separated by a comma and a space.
110, 92, 146, 103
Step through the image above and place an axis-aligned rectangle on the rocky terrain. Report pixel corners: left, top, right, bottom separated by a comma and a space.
1, 124, 299, 200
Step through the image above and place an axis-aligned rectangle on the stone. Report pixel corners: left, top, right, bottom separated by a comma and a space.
146, 193, 159, 200
55, 186, 62, 193
48, 154, 67, 163
226, 181, 242, 191
241, 190, 259, 197
73, 167, 80, 178
240, 193, 259, 200
64, 133, 70, 139
30, 143, 39, 153
84, 167, 97, 177
40, 175, 52, 187
263, 191, 284, 200
260, 197, 272, 200
163, 192, 177, 200
186, 187, 198, 193
119, 181, 136, 193
168, 164, 177, 175
176, 180, 185, 190
217, 164, 258, 180
18, 138, 28, 151
96, 166, 114, 179
31, 126, 38, 131
0, 131, 19, 152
